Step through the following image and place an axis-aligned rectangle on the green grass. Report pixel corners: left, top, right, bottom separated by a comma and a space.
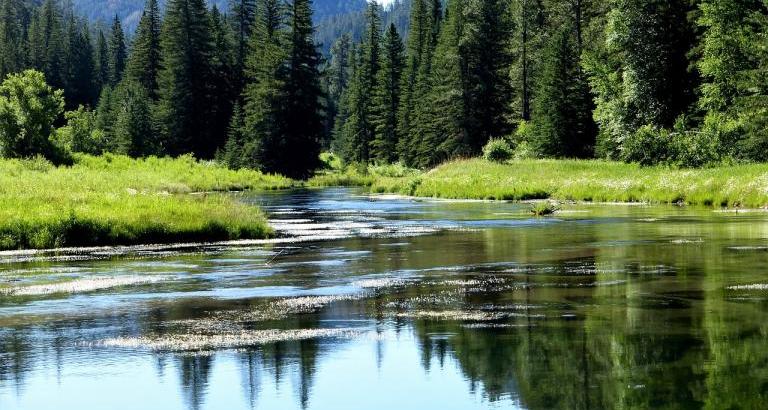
368, 158, 768, 207
0, 154, 296, 250
308, 161, 420, 188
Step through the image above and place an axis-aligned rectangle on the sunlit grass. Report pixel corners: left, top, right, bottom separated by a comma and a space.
0, 154, 296, 250
369, 158, 768, 207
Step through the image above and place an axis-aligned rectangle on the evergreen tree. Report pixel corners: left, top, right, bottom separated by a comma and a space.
396, 0, 428, 163
241, 0, 288, 169
64, 19, 96, 108
222, 102, 246, 169
511, 0, 545, 122
126, 0, 161, 98
276, 0, 324, 177
156, 0, 219, 157
370, 23, 404, 163
113, 81, 157, 157
30, 0, 66, 90
0, 0, 24, 79
339, 1, 381, 164
529, 0, 597, 158
95, 30, 110, 90
230, 0, 256, 95
207, 5, 236, 153
398, 0, 441, 166
325, 32, 351, 146
94, 86, 117, 150
108, 15, 126, 85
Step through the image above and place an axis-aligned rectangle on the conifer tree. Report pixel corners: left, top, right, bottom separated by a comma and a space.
275, 0, 324, 177
339, 1, 381, 164
371, 23, 404, 163
156, 0, 218, 157
222, 102, 246, 169
95, 30, 110, 90
114, 81, 157, 157
0, 0, 24, 79
325, 33, 351, 144
396, 0, 428, 163
511, 0, 545, 122
65, 19, 96, 107
241, 0, 288, 169
30, 0, 66, 90
230, 0, 256, 95
126, 0, 161, 98
108, 15, 126, 86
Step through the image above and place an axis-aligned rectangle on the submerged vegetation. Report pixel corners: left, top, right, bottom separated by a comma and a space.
0, 154, 293, 250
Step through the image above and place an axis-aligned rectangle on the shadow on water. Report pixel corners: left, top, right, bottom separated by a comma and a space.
2, 188, 768, 409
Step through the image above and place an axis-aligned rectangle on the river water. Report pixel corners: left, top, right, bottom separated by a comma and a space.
1, 188, 768, 409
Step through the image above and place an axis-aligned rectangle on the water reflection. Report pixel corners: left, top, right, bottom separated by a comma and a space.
2, 189, 768, 409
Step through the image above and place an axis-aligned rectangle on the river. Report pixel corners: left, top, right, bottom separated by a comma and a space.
1, 188, 768, 409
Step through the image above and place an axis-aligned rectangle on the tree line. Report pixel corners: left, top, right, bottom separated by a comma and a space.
0, 0, 767, 178
331, 0, 768, 169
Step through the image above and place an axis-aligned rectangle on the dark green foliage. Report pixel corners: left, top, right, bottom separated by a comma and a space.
339, 2, 382, 164
222, 102, 246, 169
324, 32, 351, 146
230, 0, 256, 95
64, 19, 96, 108
156, 0, 221, 158
108, 15, 127, 86
126, 0, 161, 98
113, 81, 158, 157
371, 23, 404, 163
95, 30, 110, 89
57, 106, 107, 155
29, 0, 67, 90
0, 0, 25, 79
531, 20, 596, 158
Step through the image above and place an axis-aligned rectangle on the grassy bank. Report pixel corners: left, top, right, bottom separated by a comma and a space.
366, 159, 768, 207
0, 154, 295, 250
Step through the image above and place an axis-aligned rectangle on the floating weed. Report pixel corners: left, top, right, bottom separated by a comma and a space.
98, 328, 364, 351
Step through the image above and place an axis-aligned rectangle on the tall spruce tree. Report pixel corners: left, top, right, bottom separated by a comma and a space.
64, 19, 96, 107
511, 0, 545, 122
325, 32, 351, 146
241, 0, 288, 170
370, 23, 404, 163
95, 30, 110, 90
530, 0, 597, 158
156, 0, 219, 157
126, 0, 161, 98
396, 0, 428, 163
277, 0, 324, 177
114, 81, 157, 157
207, 5, 236, 154
108, 15, 126, 86
230, 0, 256, 95
0, 0, 24, 79
339, 1, 381, 164
30, 0, 66, 90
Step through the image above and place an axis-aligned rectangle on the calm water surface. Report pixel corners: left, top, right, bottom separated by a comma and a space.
2, 188, 768, 409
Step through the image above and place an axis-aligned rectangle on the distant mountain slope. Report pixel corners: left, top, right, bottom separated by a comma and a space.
316, 0, 410, 54
74, 0, 368, 33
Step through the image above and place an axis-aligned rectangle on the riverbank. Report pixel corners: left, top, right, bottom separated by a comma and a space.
0, 154, 294, 250
358, 159, 768, 207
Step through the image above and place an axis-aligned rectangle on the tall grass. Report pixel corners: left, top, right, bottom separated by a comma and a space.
0, 154, 296, 250
370, 158, 768, 207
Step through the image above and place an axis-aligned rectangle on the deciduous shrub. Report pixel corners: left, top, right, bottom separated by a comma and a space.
483, 138, 514, 162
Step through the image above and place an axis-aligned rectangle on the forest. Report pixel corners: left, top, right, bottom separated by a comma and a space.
0, 0, 766, 178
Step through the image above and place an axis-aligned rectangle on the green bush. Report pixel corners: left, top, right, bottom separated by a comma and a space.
482, 138, 514, 162
0, 70, 65, 162
56, 106, 108, 155
622, 123, 722, 168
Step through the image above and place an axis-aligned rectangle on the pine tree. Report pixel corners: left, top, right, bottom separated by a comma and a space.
30, 0, 66, 90
370, 23, 404, 163
108, 15, 126, 86
126, 0, 161, 98
511, 0, 545, 122
529, 0, 597, 158
0, 0, 24, 79
64, 19, 96, 107
275, 0, 324, 177
398, 0, 441, 166
222, 102, 246, 169
339, 1, 381, 164
325, 32, 351, 145
241, 0, 288, 169
156, 0, 218, 157
396, 0, 428, 163
230, 0, 256, 95
95, 30, 110, 90
114, 81, 157, 157
207, 5, 236, 154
